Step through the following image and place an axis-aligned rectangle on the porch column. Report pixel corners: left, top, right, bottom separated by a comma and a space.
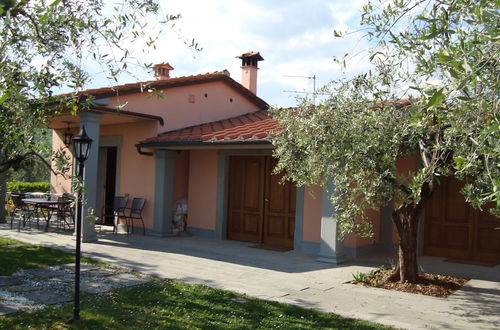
152, 150, 176, 236
317, 181, 346, 264
78, 112, 102, 242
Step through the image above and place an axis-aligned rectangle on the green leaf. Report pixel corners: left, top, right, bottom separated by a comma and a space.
426, 89, 445, 107
333, 30, 343, 37
39, 0, 63, 21
437, 52, 453, 63
0, 92, 8, 104
453, 156, 468, 171
448, 68, 460, 79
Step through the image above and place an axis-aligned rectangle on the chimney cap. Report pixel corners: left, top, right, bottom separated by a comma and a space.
215, 69, 231, 76
153, 62, 174, 80
153, 62, 175, 70
237, 51, 264, 61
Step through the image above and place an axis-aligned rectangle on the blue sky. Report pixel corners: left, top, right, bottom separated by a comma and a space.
87, 0, 370, 108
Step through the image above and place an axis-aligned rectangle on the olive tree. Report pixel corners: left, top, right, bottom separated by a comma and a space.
0, 0, 192, 222
271, 0, 498, 283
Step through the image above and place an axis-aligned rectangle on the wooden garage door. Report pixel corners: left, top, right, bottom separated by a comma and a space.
227, 156, 295, 249
424, 177, 500, 264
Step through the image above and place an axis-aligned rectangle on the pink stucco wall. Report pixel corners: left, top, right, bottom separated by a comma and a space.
51, 120, 158, 229
50, 77, 263, 234
173, 150, 189, 203
302, 185, 322, 243
343, 209, 381, 247
51, 129, 76, 194
187, 150, 218, 230
100, 121, 157, 229
299, 182, 382, 247
107, 81, 260, 132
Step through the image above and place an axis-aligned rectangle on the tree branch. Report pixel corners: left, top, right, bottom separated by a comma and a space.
418, 140, 432, 169
17, 8, 45, 43
0, 151, 58, 177
384, 175, 413, 196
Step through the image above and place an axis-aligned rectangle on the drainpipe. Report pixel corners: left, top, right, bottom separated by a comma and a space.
136, 145, 153, 156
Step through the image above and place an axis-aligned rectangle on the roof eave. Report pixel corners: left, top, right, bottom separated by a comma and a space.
91, 106, 164, 126
136, 139, 273, 148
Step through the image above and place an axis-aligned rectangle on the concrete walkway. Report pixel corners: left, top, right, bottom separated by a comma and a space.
1, 224, 499, 330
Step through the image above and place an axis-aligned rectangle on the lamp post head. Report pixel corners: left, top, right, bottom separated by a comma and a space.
63, 122, 74, 147
63, 132, 73, 147
72, 125, 93, 163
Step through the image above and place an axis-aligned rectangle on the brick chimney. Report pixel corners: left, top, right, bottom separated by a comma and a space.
237, 51, 263, 94
153, 62, 174, 80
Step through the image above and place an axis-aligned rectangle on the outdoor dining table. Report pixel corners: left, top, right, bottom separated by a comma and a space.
21, 198, 72, 232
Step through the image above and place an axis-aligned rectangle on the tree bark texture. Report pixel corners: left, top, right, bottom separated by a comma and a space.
0, 171, 6, 223
392, 205, 421, 283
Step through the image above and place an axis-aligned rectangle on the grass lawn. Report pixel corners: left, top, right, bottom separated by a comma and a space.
0, 279, 391, 329
0, 237, 98, 275
0, 238, 392, 329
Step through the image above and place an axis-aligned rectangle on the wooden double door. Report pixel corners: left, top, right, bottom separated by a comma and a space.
424, 177, 500, 264
227, 156, 296, 249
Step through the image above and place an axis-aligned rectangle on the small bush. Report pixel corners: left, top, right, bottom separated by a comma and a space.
352, 266, 388, 286
352, 272, 369, 283
7, 181, 50, 193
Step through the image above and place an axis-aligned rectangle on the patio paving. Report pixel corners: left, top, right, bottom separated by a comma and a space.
0, 222, 499, 329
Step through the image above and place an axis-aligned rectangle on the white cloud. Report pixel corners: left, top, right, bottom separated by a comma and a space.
81, 0, 373, 107
327, 0, 366, 29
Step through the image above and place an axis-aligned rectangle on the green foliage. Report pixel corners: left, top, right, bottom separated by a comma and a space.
352, 271, 371, 283
7, 131, 52, 181
8, 162, 51, 182
0, 0, 185, 174
272, 0, 499, 242
352, 266, 387, 286
7, 181, 50, 193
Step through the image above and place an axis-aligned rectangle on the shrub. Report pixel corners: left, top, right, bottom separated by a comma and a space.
7, 181, 50, 193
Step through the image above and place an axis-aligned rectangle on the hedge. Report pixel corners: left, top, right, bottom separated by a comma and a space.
7, 181, 50, 193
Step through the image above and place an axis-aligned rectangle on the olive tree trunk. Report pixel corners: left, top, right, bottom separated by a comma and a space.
0, 170, 6, 223
390, 205, 422, 283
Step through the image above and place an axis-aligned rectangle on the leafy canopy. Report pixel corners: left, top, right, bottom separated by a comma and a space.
271, 0, 499, 237
0, 0, 186, 173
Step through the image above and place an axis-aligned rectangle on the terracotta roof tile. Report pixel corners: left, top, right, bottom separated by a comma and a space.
139, 109, 281, 146
64, 72, 268, 110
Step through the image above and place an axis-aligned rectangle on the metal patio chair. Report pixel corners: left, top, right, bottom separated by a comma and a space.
9, 193, 26, 229
98, 195, 129, 233
125, 197, 146, 236
10, 193, 38, 230
52, 194, 75, 231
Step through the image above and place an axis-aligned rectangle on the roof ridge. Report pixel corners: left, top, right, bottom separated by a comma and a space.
60, 71, 269, 111
65, 71, 230, 97
156, 109, 269, 137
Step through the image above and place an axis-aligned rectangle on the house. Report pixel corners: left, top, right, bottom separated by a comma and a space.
49, 52, 500, 265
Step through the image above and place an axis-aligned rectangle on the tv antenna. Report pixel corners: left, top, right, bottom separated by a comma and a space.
283, 75, 317, 105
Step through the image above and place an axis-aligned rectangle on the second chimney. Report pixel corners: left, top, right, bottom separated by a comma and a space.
237, 51, 263, 94
153, 62, 174, 80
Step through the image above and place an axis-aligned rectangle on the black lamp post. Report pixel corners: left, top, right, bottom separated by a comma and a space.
71, 125, 93, 322
63, 122, 74, 147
